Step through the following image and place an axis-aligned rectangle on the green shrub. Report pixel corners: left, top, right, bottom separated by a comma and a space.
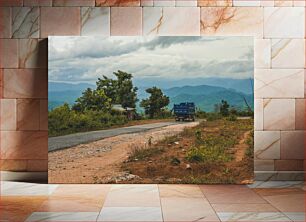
186, 145, 232, 163
206, 113, 222, 121
48, 104, 128, 137
129, 146, 164, 161
227, 114, 237, 121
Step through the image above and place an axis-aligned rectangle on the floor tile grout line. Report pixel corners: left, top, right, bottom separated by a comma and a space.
157, 184, 165, 222
96, 185, 113, 221
254, 192, 295, 221
198, 185, 222, 222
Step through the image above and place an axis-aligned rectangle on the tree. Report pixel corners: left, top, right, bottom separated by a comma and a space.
140, 87, 170, 118
96, 70, 138, 108
72, 88, 111, 112
219, 100, 230, 116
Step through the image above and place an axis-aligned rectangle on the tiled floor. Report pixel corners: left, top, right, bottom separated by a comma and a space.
0, 181, 305, 222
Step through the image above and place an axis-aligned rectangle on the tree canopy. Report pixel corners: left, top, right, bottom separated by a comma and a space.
96, 70, 138, 108
72, 88, 111, 112
140, 87, 170, 118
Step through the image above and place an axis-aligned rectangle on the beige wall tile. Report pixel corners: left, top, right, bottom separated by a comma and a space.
272, 39, 305, 68
254, 131, 280, 160
295, 99, 305, 130
1, 131, 48, 159
176, 0, 197, 6
0, 0, 22, 6
17, 99, 40, 130
0, 159, 27, 171
200, 7, 263, 37
12, 7, 40, 38
40, 99, 48, 130
41, 7, 80, 38
81, 7, 110, 36
96, 0, 140, 6
255, 99, 263, 131
0, 7, 11, 38
24, 0, 52, 6
263, 99, 295, 130
143, 7, 200, 36
3, 69, 48, 99
154, 0, 175, 6
275, 160, 304, 171
255, 69, 304, 99
260, 0, 274, 6
255, 69, 304, 98
254, 39, 271, 69
19, 39, 47, 68
198, 0, 232, 6
280, 131, 304, 160
0, 69, 3, 98
141, 0, 154, 6
233, 0, 260, 6
264, 7, 305, 38
254, 160, 274, 171
304, 70, 306, 98
111, 7, 142, 36
274, 0, 293, 6
27, 159, 48, 172
53, 0, 95, 6
0, 99, 16, 131
293, 0, 306, 6
0, 39, 18, 68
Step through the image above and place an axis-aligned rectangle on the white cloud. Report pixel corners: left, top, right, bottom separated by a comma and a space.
48, 36, 254, 84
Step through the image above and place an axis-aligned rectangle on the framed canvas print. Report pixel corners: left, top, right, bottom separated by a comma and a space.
48, 36, 254, 184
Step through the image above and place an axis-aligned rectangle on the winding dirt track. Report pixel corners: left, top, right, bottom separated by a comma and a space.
48, 121, 199, 183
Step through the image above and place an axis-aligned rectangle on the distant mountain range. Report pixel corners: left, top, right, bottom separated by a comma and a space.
134, 77, 253, 94
48, 79, 254, 112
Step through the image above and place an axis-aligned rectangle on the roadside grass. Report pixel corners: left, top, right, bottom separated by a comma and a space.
186, 118, 251, 164
128, 145, 165, 161
245, 130, 254, 158
184, 174, 236, 184
123, 118, 254, 184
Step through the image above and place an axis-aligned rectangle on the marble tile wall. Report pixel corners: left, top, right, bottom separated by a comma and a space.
0, 0, 304, 181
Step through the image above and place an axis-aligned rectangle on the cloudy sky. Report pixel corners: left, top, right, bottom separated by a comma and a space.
48, 36, 253, 86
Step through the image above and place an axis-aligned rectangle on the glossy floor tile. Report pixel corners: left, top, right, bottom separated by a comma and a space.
98, 207, 163, 221
200, 185, 266, 204
254, 188, 305, 212
37, 196, 104, 212
51, 184, 111, 198
36, 184, 111, 212
161, 197, 219, 221
283, 212, 305, 222
1, 181, 58, 196
158, 184, 204, 198
212, 203, 278, 212
0, 182, 304, 222
103, 184, 160, 207
217, 212, 291, 222
25, 212, 99, 221
248, 181, 304, 189
0, 196, 47, 221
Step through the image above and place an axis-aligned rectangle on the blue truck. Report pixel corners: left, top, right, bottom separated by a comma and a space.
173, 102, 196, 121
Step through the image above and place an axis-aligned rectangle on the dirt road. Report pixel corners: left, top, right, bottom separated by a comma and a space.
49, 121, 188, 151
48, 121, 199, 183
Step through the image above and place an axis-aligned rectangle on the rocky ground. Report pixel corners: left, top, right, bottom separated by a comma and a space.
48, 121, 199, 183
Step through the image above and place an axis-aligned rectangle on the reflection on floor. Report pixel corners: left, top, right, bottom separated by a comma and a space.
0, 181, 304, 221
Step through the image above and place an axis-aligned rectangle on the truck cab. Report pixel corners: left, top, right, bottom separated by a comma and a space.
173, 102, 195, 122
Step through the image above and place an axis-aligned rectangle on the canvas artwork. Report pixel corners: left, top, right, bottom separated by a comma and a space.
48, 36, 254, 184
